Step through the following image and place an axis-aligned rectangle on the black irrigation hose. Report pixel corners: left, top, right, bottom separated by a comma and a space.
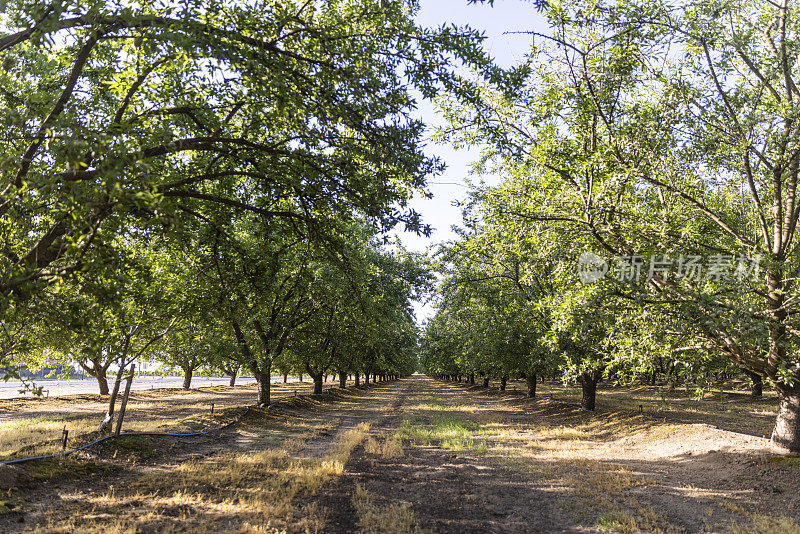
1, 406, 253, 466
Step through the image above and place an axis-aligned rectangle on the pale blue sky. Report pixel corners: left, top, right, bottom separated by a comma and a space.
401, 0, 548, 322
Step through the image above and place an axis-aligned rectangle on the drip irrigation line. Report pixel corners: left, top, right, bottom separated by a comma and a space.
1, 406, 252, 466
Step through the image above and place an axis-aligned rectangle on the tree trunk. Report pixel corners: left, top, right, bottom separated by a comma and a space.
772, 382, 800, 452
365, 372, 370, 384
182, 367, 192, 390
339, 370, 347, 388
355, 372, 360, 386
313, 372, 324, 394
579, 371, 600, 411
483, 377, 490, 388
299, 374, 303, 382
469, 372, 475, 385
96, 370, 110, 395
500, 375, 508, 391
251, 363, 271, 406
526, 373, 537, 398
743, 369, 763, 398
283, 373, 288, 383
223, 363, 239, 387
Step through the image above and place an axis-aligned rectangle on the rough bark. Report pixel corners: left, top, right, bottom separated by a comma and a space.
772, 382, 800, 452
469, 372, 475, 385
578, 370, 601, 411
354, 372, 360, 386
251, 363, 271, 406
232, 319, 269, 405
182, 367, 192, 390
229, 373, 236, 387
312, 372, 324, 394
283, 373, 288, 383
80, 358, 111, 395
500, 375, 508, 391
526, 373, 537, 398
743, 369, 763, 398
483, 377, 490, 388
96, 371, 110, 395
338, 370, 347, 388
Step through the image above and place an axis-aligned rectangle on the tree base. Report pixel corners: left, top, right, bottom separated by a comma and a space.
772, 387, 800, 452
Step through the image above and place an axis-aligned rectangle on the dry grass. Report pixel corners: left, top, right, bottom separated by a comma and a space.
352, 484, 425, 534
27, 418, 371, 532
0, 415, 181, 460
730, 515, 800, 534
0, 380, 348, 461
364, 435, 381, 455
380, 433, 404, 459
504, 380, 780, 438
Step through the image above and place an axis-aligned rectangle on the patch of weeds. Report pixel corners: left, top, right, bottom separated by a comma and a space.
718, 498, 746, 515
352, 483, 428, 534
381, 434, 404, 459
0, 499, 16, 515
26, 457, 115, 482
364, 433, 404, 459
585, 470, 639, 496
398, 416, 486, 453
539, 425, 586, 441
768, 454, 800, 467
597, 512, 636, 532
103, 436, 157, 459
364, 435, 381, 455
1, 415, 68, 429
731, 515, 800, 534
594, 506, 671, 533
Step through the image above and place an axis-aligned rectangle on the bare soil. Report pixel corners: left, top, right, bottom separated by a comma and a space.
1, 376, 799, 533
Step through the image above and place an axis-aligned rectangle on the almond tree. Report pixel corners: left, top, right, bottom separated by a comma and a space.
0, 0, 497, 372
451, 0, 800, 450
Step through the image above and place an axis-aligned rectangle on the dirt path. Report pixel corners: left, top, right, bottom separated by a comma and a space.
312, 377, 570, 533
2, 376, 799, 533
310, 376, 799, 533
